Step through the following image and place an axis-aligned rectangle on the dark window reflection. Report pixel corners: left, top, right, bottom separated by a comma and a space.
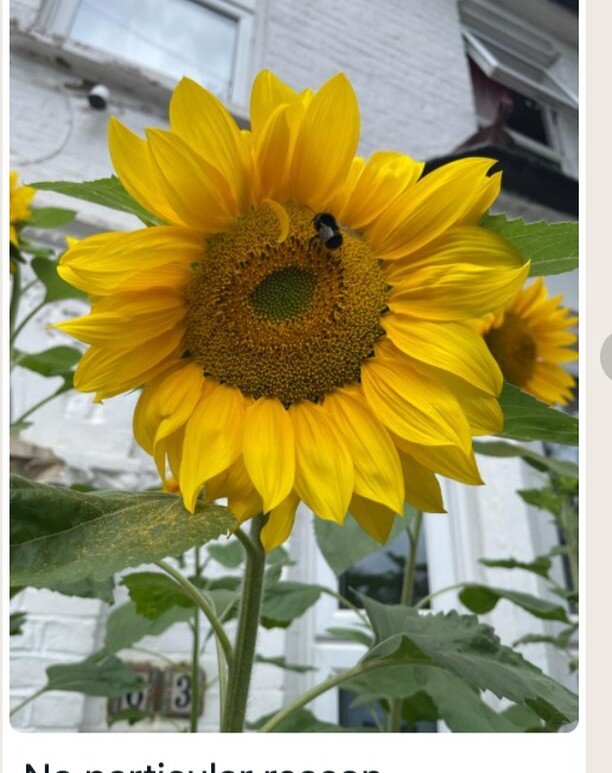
339, 528, 429, 608
338, 690, 437, 733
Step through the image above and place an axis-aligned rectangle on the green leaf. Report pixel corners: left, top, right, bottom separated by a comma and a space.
345, 664, 517, 732
44, 655, 144, 697
207, 539, 245, 568
480, 215, 578, 276
314, 510, 414, 577
459, 584, 569, 622
27, 206, 76, 229
10, 475, 237, 588
513, 625, 578, 651
103, 601, 193, 656
360, 598, 578, 725
10, 419, 32, 435
479, 556, 552, 579
518, 487, 565, 516
50, 576, 115, 604
254, 655, 316, 673
31, 256, 87, 302
10, 612, 27, 636
32, 177, 164, 226
500, 704, 545, 732
249, 708, 358, 732
260, 581, 322, 629
498, 383, 578, 446
13, 346, 81, 378
121, 572, 193, 619
326, 626, 374, 647
473, 440, 578, 478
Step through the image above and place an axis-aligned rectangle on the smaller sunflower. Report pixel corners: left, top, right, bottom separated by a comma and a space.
478, 278, 577, 406
10, 171, 35, 247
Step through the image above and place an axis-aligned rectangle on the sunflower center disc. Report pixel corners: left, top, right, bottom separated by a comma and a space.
485, 311, 537, 387
185, 204, 387, 403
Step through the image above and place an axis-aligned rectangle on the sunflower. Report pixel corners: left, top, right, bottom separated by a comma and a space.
56, 71, 529, 550
478, 278, 577, 406
10, 170, 35, 247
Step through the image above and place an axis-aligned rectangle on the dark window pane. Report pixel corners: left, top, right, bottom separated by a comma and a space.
338, 690, 437, 732
339, 527, 430, 608
505, 88, 550, 146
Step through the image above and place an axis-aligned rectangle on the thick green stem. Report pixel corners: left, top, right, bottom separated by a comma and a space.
222, 514, 266, 732
155, 559, 233, 667
190, 547, 202, 733
388, 511, 423, 732
260, 661, 393, 733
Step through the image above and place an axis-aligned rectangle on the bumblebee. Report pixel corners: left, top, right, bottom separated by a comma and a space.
313, 212, 343, 250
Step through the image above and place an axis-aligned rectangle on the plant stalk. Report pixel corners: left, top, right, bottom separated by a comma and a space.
221, 514, 266, 732
260, 660, 394, 732
155, 559, 233, 667
388, 511, 423, 732
190, 546, 202, 733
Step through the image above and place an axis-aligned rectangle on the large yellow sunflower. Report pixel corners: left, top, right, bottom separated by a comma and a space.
10, 170, 35, 247
56, 71, 529, 550
478, 278, 577, 406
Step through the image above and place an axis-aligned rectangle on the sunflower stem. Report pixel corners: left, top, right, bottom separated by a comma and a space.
222, 514, 266, 732
388, 511, 423, 733
190, 546, 202, 733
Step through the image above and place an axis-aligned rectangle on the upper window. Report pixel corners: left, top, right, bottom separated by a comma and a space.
36, 0, 254, 105
459, 0, 578, 177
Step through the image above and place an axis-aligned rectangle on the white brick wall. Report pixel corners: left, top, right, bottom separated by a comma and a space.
10, 0, 578, 732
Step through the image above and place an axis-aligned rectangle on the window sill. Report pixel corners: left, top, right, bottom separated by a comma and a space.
10, 22, 250, 127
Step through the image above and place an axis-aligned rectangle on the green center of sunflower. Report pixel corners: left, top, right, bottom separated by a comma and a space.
250, 266, 317, 320
485, 311, 538, 387
185, 204, 387, 403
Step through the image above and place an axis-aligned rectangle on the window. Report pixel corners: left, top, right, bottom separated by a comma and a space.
36, 0, 254, 105
339, 527, 429, 608
459, 0, 578, 176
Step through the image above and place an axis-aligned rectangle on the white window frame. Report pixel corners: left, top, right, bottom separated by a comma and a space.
34, 0, 255, 106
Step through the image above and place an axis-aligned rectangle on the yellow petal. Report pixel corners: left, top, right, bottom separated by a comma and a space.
58, 227, 204, 296
261, 492, 300, 551
393, 435, 483, 485
430, 370, 504, 436
250, 70, 300, 136
383, 316, 502, 396
180, 382, 245, 511
253, 105, 292, 203
243, 398, 295, 513
389, 261, 530, 321
56, 289, 186, 347
169, 77, 252, 212
74, 327, 184, 394
349, 495, 397, 544
147, 129, 236, 232
291, 400, 353, 523
338, 151, 424, 230
290, 73, 360, 210
133, 361, 203, 455
260, 199, 290, 242
108, 117, 179, 225
386, 225, 525, 280
362, 342, 472, 453
367, 158, 501, 260
398, 452, 446, 513
323, 388, 404, 513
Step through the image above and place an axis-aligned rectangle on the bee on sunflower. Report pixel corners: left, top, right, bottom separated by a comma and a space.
478, 278, 577, 407
55, 71, 530, 550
